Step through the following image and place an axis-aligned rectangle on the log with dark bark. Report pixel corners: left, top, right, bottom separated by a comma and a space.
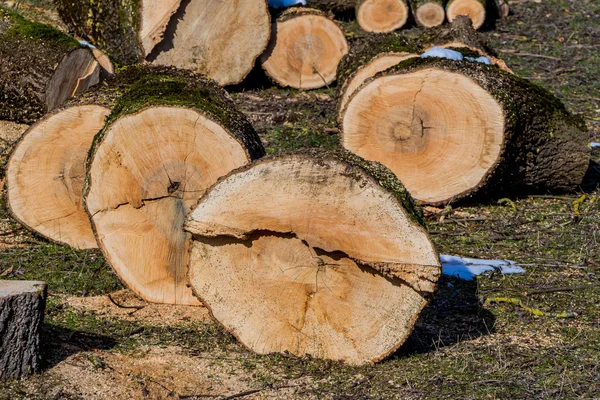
184, 149, 440, 365
340, 57, 590, 205
84, 70, 265, 305
0, 7, 100, 124
260, 8, 348, 90
0, 281, 47, 380
356, 0, 409, 33
410, 0, 445, 27
6, 66, 159, 250
446, 0, 487, 29
336, 34, 421, 121
307, 0, 355, 14
55, 0, 271, 86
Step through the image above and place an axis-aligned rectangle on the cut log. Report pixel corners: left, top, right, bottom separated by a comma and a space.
0, 7, 99, 124
54, 0, 180, 64
149, 0, 271, 86
0, 281, 47, 380
260, 8, 349, 90
6, 66, 158, 250
336, 34, 420, 122
184, 149, 440, 365
340, 58, 589, 205
446, 0, 487, 30
84, 70, 265, 305
356, 0, 409, 33
410, 0, 445, 27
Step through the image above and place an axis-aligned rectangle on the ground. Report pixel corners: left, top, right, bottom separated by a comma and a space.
0, 0, 599, 399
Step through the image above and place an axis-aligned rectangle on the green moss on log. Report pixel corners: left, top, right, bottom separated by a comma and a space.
419, 15, 497, 56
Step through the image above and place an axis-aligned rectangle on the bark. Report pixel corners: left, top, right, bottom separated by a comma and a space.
184, 148, 439, 364
342, 57, 590, 204
307, 0, 357, 13
420, 15, 497, 56
0, 281, 47, 380
0, 6, 96, 124
54, 0, 143, 65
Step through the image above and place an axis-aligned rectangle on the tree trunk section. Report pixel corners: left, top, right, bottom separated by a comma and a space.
307, 0, 356, 13
260, 8, 349, 90
6, 66, 160, 250
84, 69, 265, 305
0, 281, 47, 380
0, 7, 99, 124
410, 0, 445, 27
446, 0, 487, 29
336, 34, 421, 122
148, 0, 271, 86
356, 0, 409, 33
341, 58, 589, 205
184, 149, 440, 365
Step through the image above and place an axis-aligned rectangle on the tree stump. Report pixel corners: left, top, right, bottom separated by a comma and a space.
0, 7, 100, 124
410, 0, 445, 27
260, 8, 349, 90
0, 281, 47, 380
184, 149, 440, 365
446, 0, 487, 29
340, 58, 589, 205
6, 66, 157, 250
356, 0, 409, 33
84, 70, 265, 305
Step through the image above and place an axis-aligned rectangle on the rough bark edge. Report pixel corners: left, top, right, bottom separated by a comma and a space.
300, 0, 357, 13
419, 15, 497, 56
341, 57, 589, 204
184, 148, 439, 364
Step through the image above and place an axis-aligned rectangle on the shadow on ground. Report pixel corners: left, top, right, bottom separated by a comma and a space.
394, 275, 495, 358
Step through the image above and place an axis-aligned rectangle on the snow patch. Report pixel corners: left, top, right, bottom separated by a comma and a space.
421, 47, 492, 65
591, 142, 600, 149
78, 40, 96, 49
269, 0, 306, 8
440, 254, 525, 280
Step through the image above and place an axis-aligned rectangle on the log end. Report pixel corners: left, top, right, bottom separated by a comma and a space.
357, 0, 410, 33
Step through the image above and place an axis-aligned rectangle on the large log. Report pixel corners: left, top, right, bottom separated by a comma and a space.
184, 149, 440, 365
0, 281, 47, 380
55, 0, 271, 86
84, 70, 265, 305
6, 66, 155, 250
446, 0, 487, 29
0, 6, 100, 124
260, 8, 349, 90
410, 0, 445, 27
356, 0, 409, 33
340, 57, 590, 205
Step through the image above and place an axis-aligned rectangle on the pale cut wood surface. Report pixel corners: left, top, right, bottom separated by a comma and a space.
139, 0, 181, 56
86, 107, 253, 305
151, 0, 270, 85
185, 154, 440, 364
7, 105, 110, 249
446, 0, 486, 29
341, 68, 505, 204
260, 10, 349, 90
415, 1, 445, 27
356, 0, 409, 33
338, 52, 417, 121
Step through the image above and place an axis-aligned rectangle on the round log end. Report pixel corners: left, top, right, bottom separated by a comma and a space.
357, 0, 410, 33
446, 0, 486, 30
415, 2, 446, 27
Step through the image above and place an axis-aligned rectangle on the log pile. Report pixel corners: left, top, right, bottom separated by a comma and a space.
0, 7, 101, 124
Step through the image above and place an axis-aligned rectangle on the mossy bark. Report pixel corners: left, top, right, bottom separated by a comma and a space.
373, 57, 590, 198
276, 7, 327, 22
0, 6, 89, 124
0, 281, 47, 380
419, 15, 496, 56
306, 0, 357, 13
54, 0, 142, 65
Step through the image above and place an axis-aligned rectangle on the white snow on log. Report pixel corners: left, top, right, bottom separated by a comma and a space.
465, 56, 492, 65
440, 254, 525, 280
269, 0, 306, 8
591, 142, 600, 148
421, 47, 464, 61
78, 40, 96, 49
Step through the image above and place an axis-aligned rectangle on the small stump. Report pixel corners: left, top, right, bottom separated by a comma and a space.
0, 281, 47, 380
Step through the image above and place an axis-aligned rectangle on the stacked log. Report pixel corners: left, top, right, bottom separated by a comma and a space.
6, 66, 153, 250
0, 6, 100, 124
0, 281, 47, 380
184, 149, 440, 365
340, 57, 589, 205
260, 8, 349, 90
446, 0, 487, 29
410, 0, 446, 27
84, 69, 265, 305
54, 0, 271, 86
356, 0, 410, 33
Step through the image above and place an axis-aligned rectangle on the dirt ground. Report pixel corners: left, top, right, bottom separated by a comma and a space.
0, 0, 599, 399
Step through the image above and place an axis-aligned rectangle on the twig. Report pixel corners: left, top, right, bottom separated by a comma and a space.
499, 50, 561, 61
107, 294, 145, 310
485, 297, 577, 318
523, 285, 592, 296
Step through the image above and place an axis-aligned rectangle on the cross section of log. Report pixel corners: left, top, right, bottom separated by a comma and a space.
0, 281, 47, 380
84, 70, 264, 305
410, 0, 445, 27
356, 0, 409, 33
184, 149, 440, 365
446, 0, 487, 29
